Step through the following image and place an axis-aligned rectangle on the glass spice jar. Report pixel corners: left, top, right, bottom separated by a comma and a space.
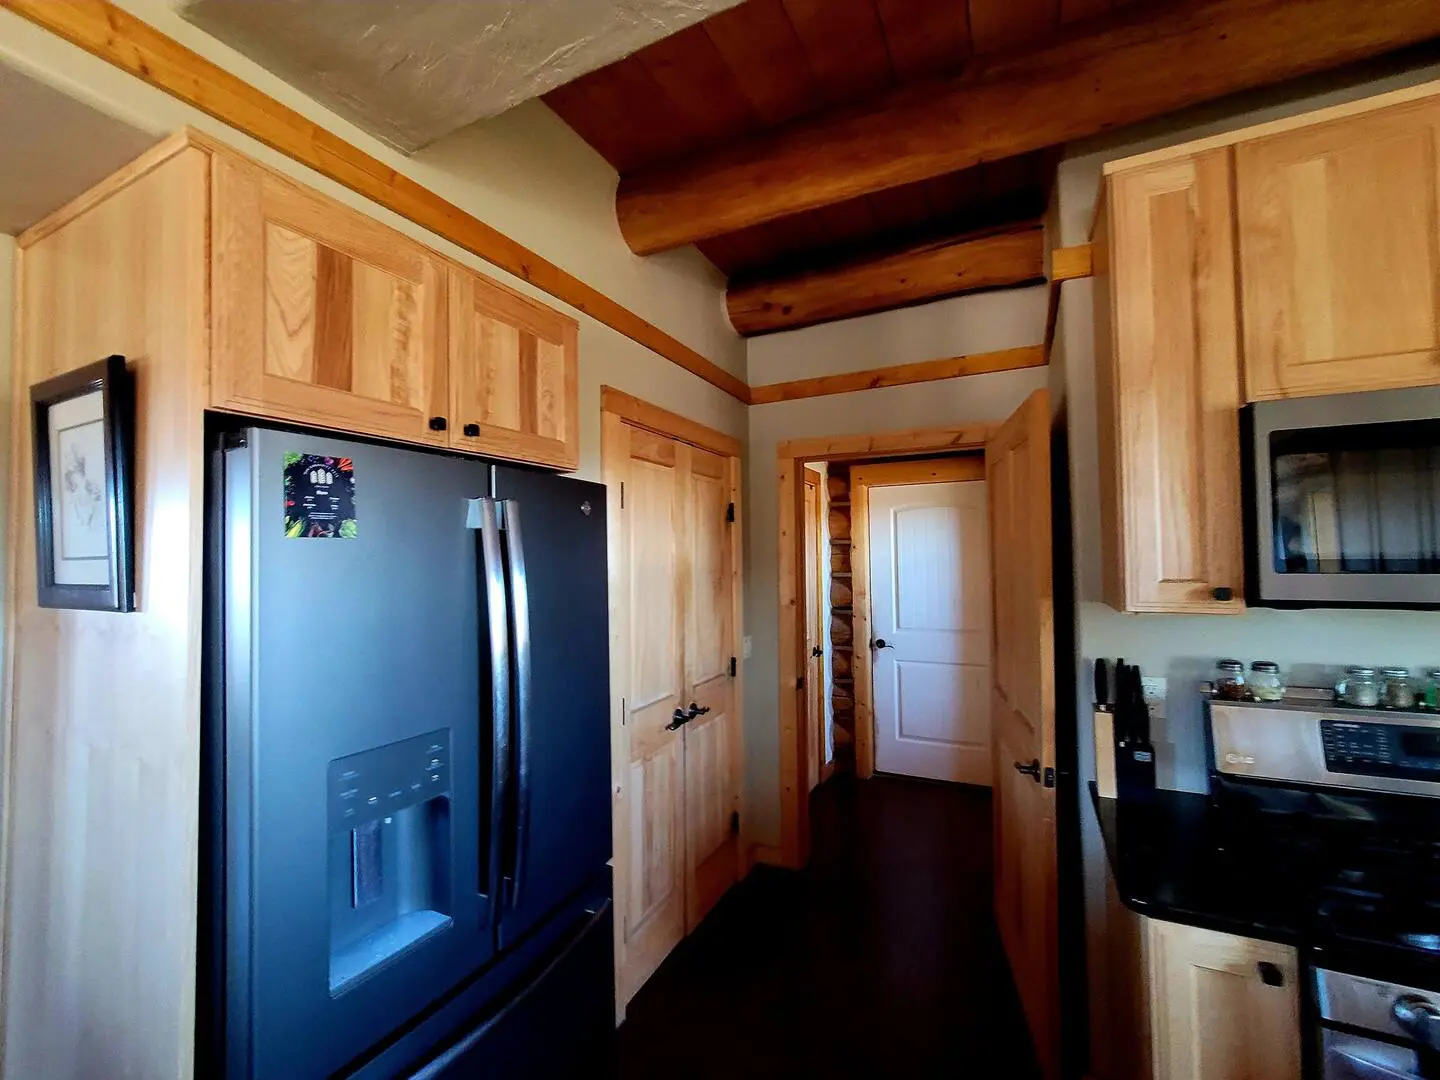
1337, 667, 1381, 708
1248, 661, 1285, 702
1382, 668, 1416, 711
1214, 659, 1247, 701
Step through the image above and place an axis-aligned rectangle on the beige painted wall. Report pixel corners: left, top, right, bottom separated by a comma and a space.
0, 234, 12, 825
0, 4, 748, 486
1053, 55, 1440, 1080
742, 286, 1050, 845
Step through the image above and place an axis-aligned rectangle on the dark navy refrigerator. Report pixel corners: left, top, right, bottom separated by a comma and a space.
199, 423, 614, 1079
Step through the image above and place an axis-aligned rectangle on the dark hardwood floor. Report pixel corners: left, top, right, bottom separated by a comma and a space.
613, 773, 1041, 1079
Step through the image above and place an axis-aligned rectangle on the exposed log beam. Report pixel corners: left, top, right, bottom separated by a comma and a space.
617, 0, 1440, 254
727, 224, 1045, 336
0, 0, 750, 403
749, 346, 1046, 405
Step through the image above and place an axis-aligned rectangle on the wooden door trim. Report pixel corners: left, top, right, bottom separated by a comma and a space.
777, 428, 990, 869
801, 468, 825, 795
849, 456, 986, 779
601, 387, 742, 458
601, 394, 744, 1017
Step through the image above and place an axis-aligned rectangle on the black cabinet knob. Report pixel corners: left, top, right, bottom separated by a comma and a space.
1256, 961, 1284, 987
1212, 586, 1234, 602
428, 416, 448, 432
811, 645, 823, 658
463, 423, 481, 437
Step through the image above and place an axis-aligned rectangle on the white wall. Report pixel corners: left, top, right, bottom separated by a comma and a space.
0, 3, 748, 484
0, 233, 12, 819
743, 286, 1051, 845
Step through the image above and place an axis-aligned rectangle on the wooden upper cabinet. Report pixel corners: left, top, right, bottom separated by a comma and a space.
1097, 150, 1246, 614
1237, 98, 1440, 400
1146, 920, 1301, 1080
448, 268, 579, 470
211, 152, 450, 446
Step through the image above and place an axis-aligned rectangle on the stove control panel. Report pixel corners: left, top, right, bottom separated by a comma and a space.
1322, 718, 1440, 782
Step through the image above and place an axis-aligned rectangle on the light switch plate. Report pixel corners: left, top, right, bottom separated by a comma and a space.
1141, 676, 1168, 715
742, 636, 753, 659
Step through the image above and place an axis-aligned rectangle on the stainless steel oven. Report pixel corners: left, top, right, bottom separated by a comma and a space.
1317, 970, 1440, 1079
1245, 386, 1440, 607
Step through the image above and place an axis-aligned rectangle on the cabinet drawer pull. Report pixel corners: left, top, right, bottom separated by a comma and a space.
1256, 961, 1284, 987
1212, 586, 1234, 602
428, 416, 448, 432
463, 423, 481, 437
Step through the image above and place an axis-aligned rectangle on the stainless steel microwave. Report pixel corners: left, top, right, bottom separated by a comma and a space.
1244, 386, 1440, 608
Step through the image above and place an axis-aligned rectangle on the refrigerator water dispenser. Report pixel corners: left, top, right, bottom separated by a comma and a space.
327, 730, 454, 995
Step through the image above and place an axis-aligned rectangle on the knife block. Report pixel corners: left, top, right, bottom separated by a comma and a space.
1093, 709, 1117, 799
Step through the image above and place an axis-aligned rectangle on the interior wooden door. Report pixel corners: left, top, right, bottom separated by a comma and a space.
987, 389, 1059, 1080
609, 420, 687, 1006
803, 469, 826, 793
1103, 151, 1246, 614
210, 151, 449, 445
682, 445, 743, 930
1237, 97, 1440, 400
448, 267, 579, 470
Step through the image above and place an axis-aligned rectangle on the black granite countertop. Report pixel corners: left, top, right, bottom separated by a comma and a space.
1090, 782, 1310, 944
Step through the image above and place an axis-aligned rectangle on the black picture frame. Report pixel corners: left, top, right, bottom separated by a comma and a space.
30, 354, 136, 612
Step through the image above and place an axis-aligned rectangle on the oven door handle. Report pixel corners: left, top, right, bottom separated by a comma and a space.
1326, 1046, 1423, 1080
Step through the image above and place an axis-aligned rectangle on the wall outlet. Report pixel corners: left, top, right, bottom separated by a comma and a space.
1141, 676, 1168, 716
742, 636, 753, 659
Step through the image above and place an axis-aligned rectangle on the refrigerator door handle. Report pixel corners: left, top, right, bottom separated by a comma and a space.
477, 497, 512, 910
500, 498, 533, 909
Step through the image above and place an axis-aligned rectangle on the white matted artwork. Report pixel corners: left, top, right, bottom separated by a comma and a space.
48, 388, 110, 585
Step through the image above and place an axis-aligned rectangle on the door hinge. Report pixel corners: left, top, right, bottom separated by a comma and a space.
730, 810, 740, 835
620, 481, 625, 510
796, 675, 805, 690
1043, 766, 1056, 789
725, 502, 735, 523
729, 656, 737, 677
621, 696, 626, 725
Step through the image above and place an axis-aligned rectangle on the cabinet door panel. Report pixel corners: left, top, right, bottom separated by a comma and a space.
1238, 99, 1440, 399
449, 269, 579, 470
212, 152, 448, 445
1103, 151, 1245, 613
1147, 920, 1300, 1080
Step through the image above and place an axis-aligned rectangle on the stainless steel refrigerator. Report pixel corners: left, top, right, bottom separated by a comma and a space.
200, 423, 614, 1079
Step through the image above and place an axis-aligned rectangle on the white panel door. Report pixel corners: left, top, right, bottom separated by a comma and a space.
869, 481, 992, 784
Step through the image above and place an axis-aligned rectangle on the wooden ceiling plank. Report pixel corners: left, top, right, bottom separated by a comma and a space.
633, 24, 762, 149
749, 345, 1046, 404
727, 223, 1045, 335
697, 227, 784, 277
872, 0, 973, 80
617, 0, 1440, 254
1060, 0, 1113, 24
543, 62, 696, 173
541, 78, 645, 174
968, 0, 1061, 53
781, 0, 895, 105
866, 183, 937, 235
702, 0, 820, 127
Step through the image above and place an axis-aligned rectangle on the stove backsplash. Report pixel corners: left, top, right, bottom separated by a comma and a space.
1077, 601, 1440, 792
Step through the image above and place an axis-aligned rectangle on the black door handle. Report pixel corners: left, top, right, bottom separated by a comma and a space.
687, 702, 712, 720
666, 708, 691, 732
873, 638, 894, 650
1014, 759, 1042, 782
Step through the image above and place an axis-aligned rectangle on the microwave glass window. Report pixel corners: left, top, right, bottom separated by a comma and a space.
1270, 419, 1440, 575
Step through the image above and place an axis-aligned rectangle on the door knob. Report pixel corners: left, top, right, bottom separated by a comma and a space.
666, 708, 691, 732
1013, 759, 1042, 782
872, 638, 894, 650
686, 702, 712, 720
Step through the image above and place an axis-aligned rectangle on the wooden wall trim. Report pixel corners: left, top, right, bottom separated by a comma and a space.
778, 423, 996, 464
0, 0, 749, 403
599, 386, 742, 457
750, 346, 1045, 405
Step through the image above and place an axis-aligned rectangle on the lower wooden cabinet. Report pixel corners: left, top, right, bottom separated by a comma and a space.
1145, 920, 1301, 1080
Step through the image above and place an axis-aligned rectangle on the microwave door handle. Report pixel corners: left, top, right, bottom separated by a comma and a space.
501, 499, 533, 910
476, 498, 511, 912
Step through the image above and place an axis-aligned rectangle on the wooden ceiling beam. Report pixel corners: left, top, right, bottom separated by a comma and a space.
618, 0, 1440, 254
727, 223, 1045, 336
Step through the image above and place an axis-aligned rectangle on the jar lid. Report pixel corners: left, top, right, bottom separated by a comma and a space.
1217, 659, 1244, 671
1382, 668, 1411, 679
1347, 666, 1377, 677
1250, 661, 1280, 673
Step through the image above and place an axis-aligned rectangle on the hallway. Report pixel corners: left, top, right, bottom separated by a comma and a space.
614, 774, 1042, 1079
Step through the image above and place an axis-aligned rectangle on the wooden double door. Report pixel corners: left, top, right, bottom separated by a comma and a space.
603, 400, 743, 1010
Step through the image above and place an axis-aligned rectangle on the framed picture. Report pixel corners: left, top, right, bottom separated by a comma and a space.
30, 355, 135, 612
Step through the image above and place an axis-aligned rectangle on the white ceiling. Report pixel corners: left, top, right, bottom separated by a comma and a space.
176, 0, 746, 153
0, 63, 160, 236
